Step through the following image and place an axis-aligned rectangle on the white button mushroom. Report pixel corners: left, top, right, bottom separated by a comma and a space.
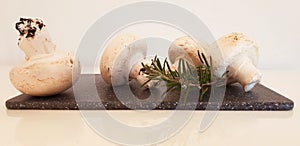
209, 32, 262, 92
100, 34, 150, 86
10, 18, 80, 96
168, 36, 206, 66
169, 33, 262, 92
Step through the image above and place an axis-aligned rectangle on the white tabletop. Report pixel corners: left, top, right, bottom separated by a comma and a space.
0, 66, 299, 146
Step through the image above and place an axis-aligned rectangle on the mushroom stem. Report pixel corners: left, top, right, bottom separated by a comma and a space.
16, 18, 56, 60
228, 57, 262, 92
129, 59, 153, 87
19, 29, 56, 60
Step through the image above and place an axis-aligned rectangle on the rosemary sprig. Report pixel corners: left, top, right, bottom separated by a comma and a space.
140, 51, 224, 101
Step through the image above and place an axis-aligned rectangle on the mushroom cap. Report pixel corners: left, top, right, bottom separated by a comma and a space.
100, 34, 147, 86
210, 33, 259, 77
168, 36, 205, 66
9, 52, 78, 96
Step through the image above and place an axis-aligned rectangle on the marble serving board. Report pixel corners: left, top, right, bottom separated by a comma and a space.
5, 74, 294, 110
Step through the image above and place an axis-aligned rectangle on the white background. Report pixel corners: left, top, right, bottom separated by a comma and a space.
1, 0, 300, 70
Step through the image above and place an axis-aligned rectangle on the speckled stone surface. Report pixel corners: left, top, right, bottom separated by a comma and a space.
6, 74, 294, 110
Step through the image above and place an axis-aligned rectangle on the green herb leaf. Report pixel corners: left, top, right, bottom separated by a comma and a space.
140, 51, 225, 101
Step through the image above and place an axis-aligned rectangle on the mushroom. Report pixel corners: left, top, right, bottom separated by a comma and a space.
169, 33, 262, 92
168, 36, 206, 66
100, 34, 150, 87
209, 32, 262, 92
10, 18, 80, 96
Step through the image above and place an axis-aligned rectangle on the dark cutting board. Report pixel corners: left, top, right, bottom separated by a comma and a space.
5, 74, 294, 110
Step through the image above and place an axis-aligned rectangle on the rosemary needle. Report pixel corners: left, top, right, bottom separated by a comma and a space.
140, 51, 226, 101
